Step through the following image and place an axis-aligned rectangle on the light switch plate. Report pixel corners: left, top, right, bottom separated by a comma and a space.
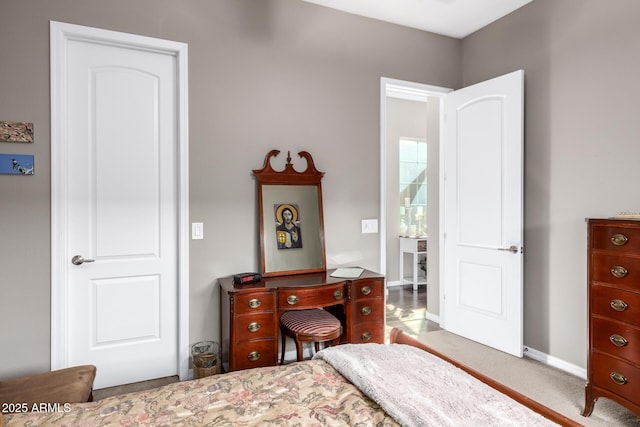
361, 219, 378, 234
192, 222, 204, 239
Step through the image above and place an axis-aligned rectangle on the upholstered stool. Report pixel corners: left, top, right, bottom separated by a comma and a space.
0, 365, 96, 412
280, 308, 342, 363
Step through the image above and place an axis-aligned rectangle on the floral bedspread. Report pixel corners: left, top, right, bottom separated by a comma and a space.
4, 360, 399, 426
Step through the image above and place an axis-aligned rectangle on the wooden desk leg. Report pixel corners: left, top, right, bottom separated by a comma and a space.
399, 250, 404, 286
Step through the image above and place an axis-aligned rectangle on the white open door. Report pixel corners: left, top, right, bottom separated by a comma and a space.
442, 70, 524, 357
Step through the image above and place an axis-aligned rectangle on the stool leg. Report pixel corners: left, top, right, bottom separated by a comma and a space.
315, 342, 320, 353
280, 328, 286, 365
295, 340, 304, 361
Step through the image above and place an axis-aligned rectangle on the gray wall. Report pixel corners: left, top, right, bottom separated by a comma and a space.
0, 0, 461, 378
462, 0, 640, 367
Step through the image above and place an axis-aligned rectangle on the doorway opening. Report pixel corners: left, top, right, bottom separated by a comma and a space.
380, 78, 451, 331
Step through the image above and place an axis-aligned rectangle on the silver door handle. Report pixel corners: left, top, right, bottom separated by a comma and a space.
72, 255, 95, 265
497, 245, 520, 254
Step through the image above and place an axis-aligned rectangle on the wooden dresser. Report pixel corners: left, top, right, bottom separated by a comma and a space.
219, 269, 385, 372
584, 218, 640, 417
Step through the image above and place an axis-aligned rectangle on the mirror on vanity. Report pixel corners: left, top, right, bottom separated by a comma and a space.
253, 150, 326, 277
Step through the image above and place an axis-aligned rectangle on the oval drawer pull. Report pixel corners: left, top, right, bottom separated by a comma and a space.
611, 234, 629, 246
610, 372, 628, 385
248, 298, 261, 309
247, 351, 261, 361
360, 286, 372, 296
247, 322, 261, 333
361, 306, 372, 316
610, 265, 628, 278
610, 299, 628, 312
286, 295, 299, 305
361, 332, 372, 341
609, 334, 628, 347
333, 289, 343, 300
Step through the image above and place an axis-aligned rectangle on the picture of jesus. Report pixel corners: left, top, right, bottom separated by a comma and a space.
275, 203, 302, 249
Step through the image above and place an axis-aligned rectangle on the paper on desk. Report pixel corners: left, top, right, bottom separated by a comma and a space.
330, 267, 364, 278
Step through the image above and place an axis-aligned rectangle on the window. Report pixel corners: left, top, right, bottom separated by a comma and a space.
399, 138, 427, 236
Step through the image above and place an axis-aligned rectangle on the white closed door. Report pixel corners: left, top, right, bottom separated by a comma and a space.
51, 22, 187, 388
442, 70, 524, 357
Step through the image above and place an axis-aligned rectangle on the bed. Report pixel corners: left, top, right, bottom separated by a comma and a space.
2, 328, 579, 426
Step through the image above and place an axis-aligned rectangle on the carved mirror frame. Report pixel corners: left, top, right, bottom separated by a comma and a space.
253, 150, 327, 277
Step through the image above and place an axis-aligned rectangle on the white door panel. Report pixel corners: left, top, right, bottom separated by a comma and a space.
51, 22, 188, 389
443, 70, 524, 357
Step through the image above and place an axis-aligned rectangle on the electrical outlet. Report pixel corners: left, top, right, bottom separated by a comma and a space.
361, 219, 378, 234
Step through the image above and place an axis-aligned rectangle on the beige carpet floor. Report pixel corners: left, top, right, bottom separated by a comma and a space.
412, 329, 640, 427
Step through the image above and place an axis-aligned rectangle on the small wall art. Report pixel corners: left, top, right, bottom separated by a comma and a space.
0, 121, 34, 143
0, 154, 34, 175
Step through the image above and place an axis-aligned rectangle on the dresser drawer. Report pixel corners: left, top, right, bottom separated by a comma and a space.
592, 224, 640, 253
591, 352, 640, 404
351, 278, 384, 300
233, 312, 277, 341
592, 317, 640, 361
592, 284, 640, 327
353, 299, 384, 322
351, 321, 384, 344
278, 283, 346, 309
231, 339, 277, 371
233, 290, 276, 314
592, 254, 640, 291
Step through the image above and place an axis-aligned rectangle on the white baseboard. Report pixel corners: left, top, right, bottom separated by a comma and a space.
386, 280, 402, 287
425, 311, 440, 324
523, 345, 587, 380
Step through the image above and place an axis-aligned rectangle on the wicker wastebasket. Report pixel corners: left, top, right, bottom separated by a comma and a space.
191, 341, 220, 379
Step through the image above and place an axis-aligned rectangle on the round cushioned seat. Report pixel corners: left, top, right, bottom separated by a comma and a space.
280, 308, 342, 363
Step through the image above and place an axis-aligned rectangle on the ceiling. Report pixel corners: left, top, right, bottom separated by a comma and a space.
301, 0, 533, 39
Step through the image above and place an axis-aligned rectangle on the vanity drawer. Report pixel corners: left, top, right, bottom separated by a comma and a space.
351, 278, 384, 300
592, 317, 640, 361
591, 352, 640, 404
233, 290, 276, 314
351, 321, 384, 344
353, 299, 384, 321
232, 312, 277, 341
591, 284, 640, 327
278, 283, 346, 309
231, 339, 277, 371
592, 254, 640, 291
592, 224, 640, 253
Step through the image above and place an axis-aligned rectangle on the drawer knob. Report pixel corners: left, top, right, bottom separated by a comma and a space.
360, 286, 372, 296
361, 306, 372, 316
611, 265, 628, 278
361, 332, 372, 341
611, 234, 629, 246
286, 295, 299, 305
610, 299, 628, 312
247, 351, 261, 361
248, 298, 261, 309
609, 334, 628, 347
610, 372, 628, 385
247, 322, 261, 333
333, 289, 343, 300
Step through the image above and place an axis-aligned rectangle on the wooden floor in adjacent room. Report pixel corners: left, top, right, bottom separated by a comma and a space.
385, 283, 439, 339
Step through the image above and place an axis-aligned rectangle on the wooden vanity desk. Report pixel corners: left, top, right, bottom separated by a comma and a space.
219, 269, 385, 372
